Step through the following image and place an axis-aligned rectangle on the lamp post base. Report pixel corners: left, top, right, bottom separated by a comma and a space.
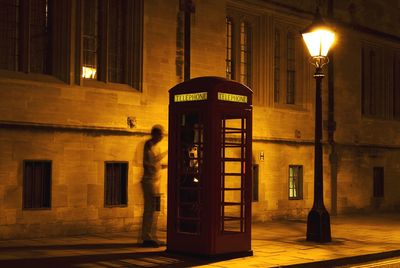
306, 207, 331, 242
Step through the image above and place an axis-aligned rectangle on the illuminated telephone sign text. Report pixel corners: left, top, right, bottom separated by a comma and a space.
174, 92, 208, 102
218, 92, 247, 103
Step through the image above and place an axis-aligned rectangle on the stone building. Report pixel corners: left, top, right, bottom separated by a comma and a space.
0, 0, 399, 239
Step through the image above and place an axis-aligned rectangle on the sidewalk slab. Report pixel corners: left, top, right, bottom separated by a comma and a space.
0, 213, 399, 267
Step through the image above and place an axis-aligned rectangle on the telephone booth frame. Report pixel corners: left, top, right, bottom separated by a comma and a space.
167, 77, 253, 257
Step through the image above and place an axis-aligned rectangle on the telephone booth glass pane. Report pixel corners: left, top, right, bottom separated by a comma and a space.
221, 117, 246, 233
177, 112, 203, 234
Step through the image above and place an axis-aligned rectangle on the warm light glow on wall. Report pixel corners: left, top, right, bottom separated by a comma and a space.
302, 28, 335, 57
82, 66, 97, 79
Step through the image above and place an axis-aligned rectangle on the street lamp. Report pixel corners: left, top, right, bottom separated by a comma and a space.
301, 8, 335, 243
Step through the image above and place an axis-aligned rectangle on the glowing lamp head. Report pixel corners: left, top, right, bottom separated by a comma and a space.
301, 9, 335, 58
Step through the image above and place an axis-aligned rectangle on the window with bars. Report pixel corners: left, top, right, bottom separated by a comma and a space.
23, 160, 52, 209
225, 16, 252, 87
80, 0, 142, 89
0, 0, 50, 73
288, 165, 303, 200
105, 162, 128, 207
373, 167, 384, 198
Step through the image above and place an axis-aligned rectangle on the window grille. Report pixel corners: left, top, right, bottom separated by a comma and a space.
23, 160, 52, 209
105, 162, 128, 206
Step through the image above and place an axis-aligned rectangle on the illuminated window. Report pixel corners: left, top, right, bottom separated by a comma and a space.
0, 0, 50, 73
82, 0, 98, 79
289, 165, 303, 200
373, 167, 384, 198
80, 0, 143, 89
23, 161, 52, 209
225, 16, 252, 87
105, 162, 128, 207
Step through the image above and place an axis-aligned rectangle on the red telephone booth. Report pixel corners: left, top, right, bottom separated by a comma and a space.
167, 76, 253, 257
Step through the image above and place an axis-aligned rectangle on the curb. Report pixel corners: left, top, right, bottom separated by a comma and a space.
277, 250, 400, 268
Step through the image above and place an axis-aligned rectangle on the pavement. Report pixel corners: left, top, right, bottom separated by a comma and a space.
0, 213, 399, 268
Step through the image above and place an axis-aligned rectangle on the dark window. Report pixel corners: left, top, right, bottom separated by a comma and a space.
252, 164, 259, 202
153, 195, 161, 212
393, 52, 400, 120
29, 0, 50, 73
361, 45, 386, 118
274, 29, 280, 103
80, 0, 143, 89
107, 0, 126, 83
23, 160, 51, 209
289, 165, 303, 200
0, 0, 51, 73
239, 21, 251, 86
274, 25, 304, 106
225, 16, 252, 87
373, 167, 384, 198
0, 0, 19, 71
286, 32, 295, 104
226, 17, 233, 80
105, 162, 128, 206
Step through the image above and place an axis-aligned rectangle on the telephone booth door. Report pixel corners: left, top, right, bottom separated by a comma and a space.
167, 76, 252, 257
215, 109, 252, 253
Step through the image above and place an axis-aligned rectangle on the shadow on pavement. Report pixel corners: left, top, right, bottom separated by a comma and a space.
0, 249, 215, 268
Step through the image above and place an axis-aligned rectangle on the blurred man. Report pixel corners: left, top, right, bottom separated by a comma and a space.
141, 125, 167, 247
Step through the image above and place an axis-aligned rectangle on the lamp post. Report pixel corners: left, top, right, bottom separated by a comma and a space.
301, 8, 335, 243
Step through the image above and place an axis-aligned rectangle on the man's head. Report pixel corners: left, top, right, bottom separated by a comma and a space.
151, 125, 164, 143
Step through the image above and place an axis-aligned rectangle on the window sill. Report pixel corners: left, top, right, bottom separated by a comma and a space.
104, 204, 128, 208
82, 79, 141, 93
0, 69, 65, 85
273, 103, 308, 112
22, 207, 52, 210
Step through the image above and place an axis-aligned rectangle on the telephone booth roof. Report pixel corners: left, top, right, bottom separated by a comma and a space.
169, 76, 253, 105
